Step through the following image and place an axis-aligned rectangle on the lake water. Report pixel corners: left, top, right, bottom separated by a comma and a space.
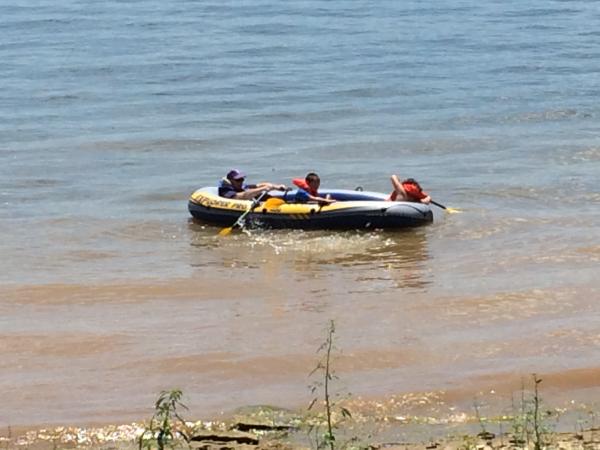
1, 0, 599, 428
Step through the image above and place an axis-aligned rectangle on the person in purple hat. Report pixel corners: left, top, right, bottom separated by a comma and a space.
218, 169, 286, 200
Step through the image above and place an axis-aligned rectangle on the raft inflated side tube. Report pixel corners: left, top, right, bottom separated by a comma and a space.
188, 187, 433, 230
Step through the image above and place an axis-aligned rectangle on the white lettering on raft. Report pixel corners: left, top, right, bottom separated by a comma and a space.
195, 194, 246, 211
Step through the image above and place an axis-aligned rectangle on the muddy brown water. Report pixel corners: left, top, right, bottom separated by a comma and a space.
1, 215, 599, 428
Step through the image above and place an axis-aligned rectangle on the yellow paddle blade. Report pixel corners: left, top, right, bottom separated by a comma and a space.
218, 226, 234, 236
445, 207, 462, 214
430, 200, 462, 214
263, 198, 285, 209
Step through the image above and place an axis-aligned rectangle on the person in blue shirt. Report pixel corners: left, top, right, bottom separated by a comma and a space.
292, 173, 336, 205
218, 169, 286, 200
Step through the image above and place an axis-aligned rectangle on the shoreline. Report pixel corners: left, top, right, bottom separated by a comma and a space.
3, 410, 600, 450
3, 382, 600, 450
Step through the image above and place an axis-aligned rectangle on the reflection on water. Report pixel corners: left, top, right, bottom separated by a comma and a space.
187, 221, 432, 290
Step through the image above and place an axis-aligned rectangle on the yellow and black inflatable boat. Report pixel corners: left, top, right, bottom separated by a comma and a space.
188, 187, 433, 230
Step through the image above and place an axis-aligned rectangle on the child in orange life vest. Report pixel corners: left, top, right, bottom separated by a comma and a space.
292, 172, 336, 205
388, 174, 431, 204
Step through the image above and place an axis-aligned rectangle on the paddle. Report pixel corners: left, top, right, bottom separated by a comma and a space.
262, 197, 285, 209
263, 194, 333, 210
430, 200, 462, 214
260, 187, 292, 209
218, 191, 268, 236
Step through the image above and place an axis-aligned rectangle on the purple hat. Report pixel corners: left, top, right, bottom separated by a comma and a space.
226, 169, 245, 180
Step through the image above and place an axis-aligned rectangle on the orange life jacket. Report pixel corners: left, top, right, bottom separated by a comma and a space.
388, 181, 428, 202
292, 178, 318, 196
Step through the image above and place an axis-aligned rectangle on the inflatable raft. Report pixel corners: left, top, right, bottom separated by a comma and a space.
188, 187, 433, 230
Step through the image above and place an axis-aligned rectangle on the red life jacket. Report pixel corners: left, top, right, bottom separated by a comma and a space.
388, 181, 428, 202
292, 178, 318, 196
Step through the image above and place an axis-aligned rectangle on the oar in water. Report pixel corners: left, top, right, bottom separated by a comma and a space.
218, 191, 268, 236
430, 200, 462, 214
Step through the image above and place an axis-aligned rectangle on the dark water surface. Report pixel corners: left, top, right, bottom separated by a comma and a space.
1, 0, 599, 427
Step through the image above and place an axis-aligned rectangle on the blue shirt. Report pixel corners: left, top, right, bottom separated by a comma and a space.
218, 180, 256, 198
294, 188, 311, 203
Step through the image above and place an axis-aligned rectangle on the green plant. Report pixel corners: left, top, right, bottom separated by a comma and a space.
530, 373, 561, 450
532, 374, 543, 450
507, 374, 557, 450
307, 320, 352, 450
508, 380, 531, 447
2, 426, 11, 450
589, 409, 598, 443
457, 434, 478, 450
472, 398, 487, 435
139, 389, 190, 450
